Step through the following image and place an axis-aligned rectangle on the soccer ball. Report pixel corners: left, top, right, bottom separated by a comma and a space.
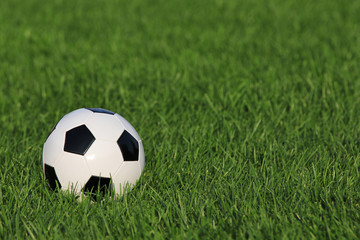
42, 108, 145, 198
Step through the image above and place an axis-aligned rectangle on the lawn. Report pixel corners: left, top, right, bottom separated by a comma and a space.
0, 0, 360, 239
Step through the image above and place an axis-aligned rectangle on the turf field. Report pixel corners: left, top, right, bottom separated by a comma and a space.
1, 0, 360, 238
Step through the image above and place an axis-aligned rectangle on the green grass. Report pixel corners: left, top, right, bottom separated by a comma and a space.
1, 0, 360, 238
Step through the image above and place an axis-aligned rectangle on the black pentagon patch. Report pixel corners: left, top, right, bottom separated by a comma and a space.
44, 164, 61, 190
64, 125, 95, 155
117, 130, 139, 161
86, 108, 115, 115
83, 176, 112, 201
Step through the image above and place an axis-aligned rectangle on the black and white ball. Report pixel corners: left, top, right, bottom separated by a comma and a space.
42, 108, 145, 197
